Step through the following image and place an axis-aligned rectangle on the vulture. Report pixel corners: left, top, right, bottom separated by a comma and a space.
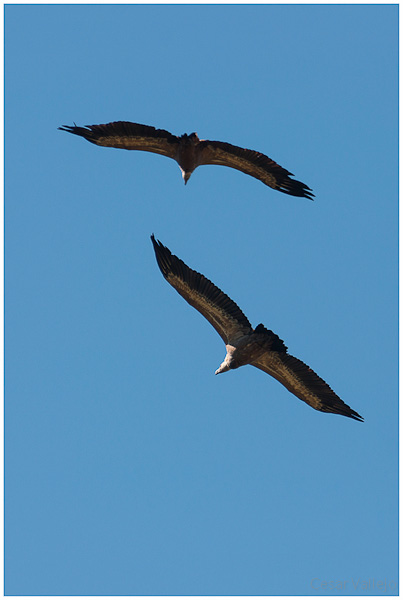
59, 121, 314, 199
151, 235, 363, 422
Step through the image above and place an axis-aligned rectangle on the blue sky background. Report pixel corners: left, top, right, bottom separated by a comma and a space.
5, 4, 398, 596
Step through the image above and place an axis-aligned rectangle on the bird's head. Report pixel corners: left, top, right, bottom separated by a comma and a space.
215, 362, 230, 375
182, 170, 192, 185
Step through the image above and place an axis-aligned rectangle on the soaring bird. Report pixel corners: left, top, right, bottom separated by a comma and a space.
151, 235, 363, 421
59, 121, 314, 199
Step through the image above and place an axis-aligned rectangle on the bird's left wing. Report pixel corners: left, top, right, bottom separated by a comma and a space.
151, 236, 252, 344
59, 121, 179, 158
198, 140, 314, 199
252, 350, 363, 421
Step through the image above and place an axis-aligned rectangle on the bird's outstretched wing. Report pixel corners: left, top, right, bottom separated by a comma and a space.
252, 348, 363, 421
151, 235, 252, 344
198, 140, 314, 199
59, 121, 179, 158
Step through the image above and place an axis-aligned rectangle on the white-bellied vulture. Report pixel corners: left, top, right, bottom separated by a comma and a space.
59, 121, 314, 199
151, 235, 363, 421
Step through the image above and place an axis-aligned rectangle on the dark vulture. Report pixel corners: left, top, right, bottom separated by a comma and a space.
59, 121, 314, 198
151, 235, 363, 422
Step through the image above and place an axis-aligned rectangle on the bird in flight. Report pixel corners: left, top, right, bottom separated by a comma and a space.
59, 121, 314, 199
151, 235, 363, 421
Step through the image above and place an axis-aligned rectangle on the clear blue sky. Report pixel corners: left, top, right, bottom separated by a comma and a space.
5, 4, 398, 596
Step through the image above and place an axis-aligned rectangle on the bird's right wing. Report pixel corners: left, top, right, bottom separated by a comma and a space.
252, 350, 363, 421
198, 140, 314, 199
151, 236, 252, 344
59, 121, 179, 158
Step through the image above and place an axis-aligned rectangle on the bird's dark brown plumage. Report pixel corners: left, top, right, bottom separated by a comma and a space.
151, 235, 363, 422
59, 121, 314, 198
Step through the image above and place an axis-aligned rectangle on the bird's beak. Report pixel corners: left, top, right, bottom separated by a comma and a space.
215, 364, 229, 375
182, 171, 191, 185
